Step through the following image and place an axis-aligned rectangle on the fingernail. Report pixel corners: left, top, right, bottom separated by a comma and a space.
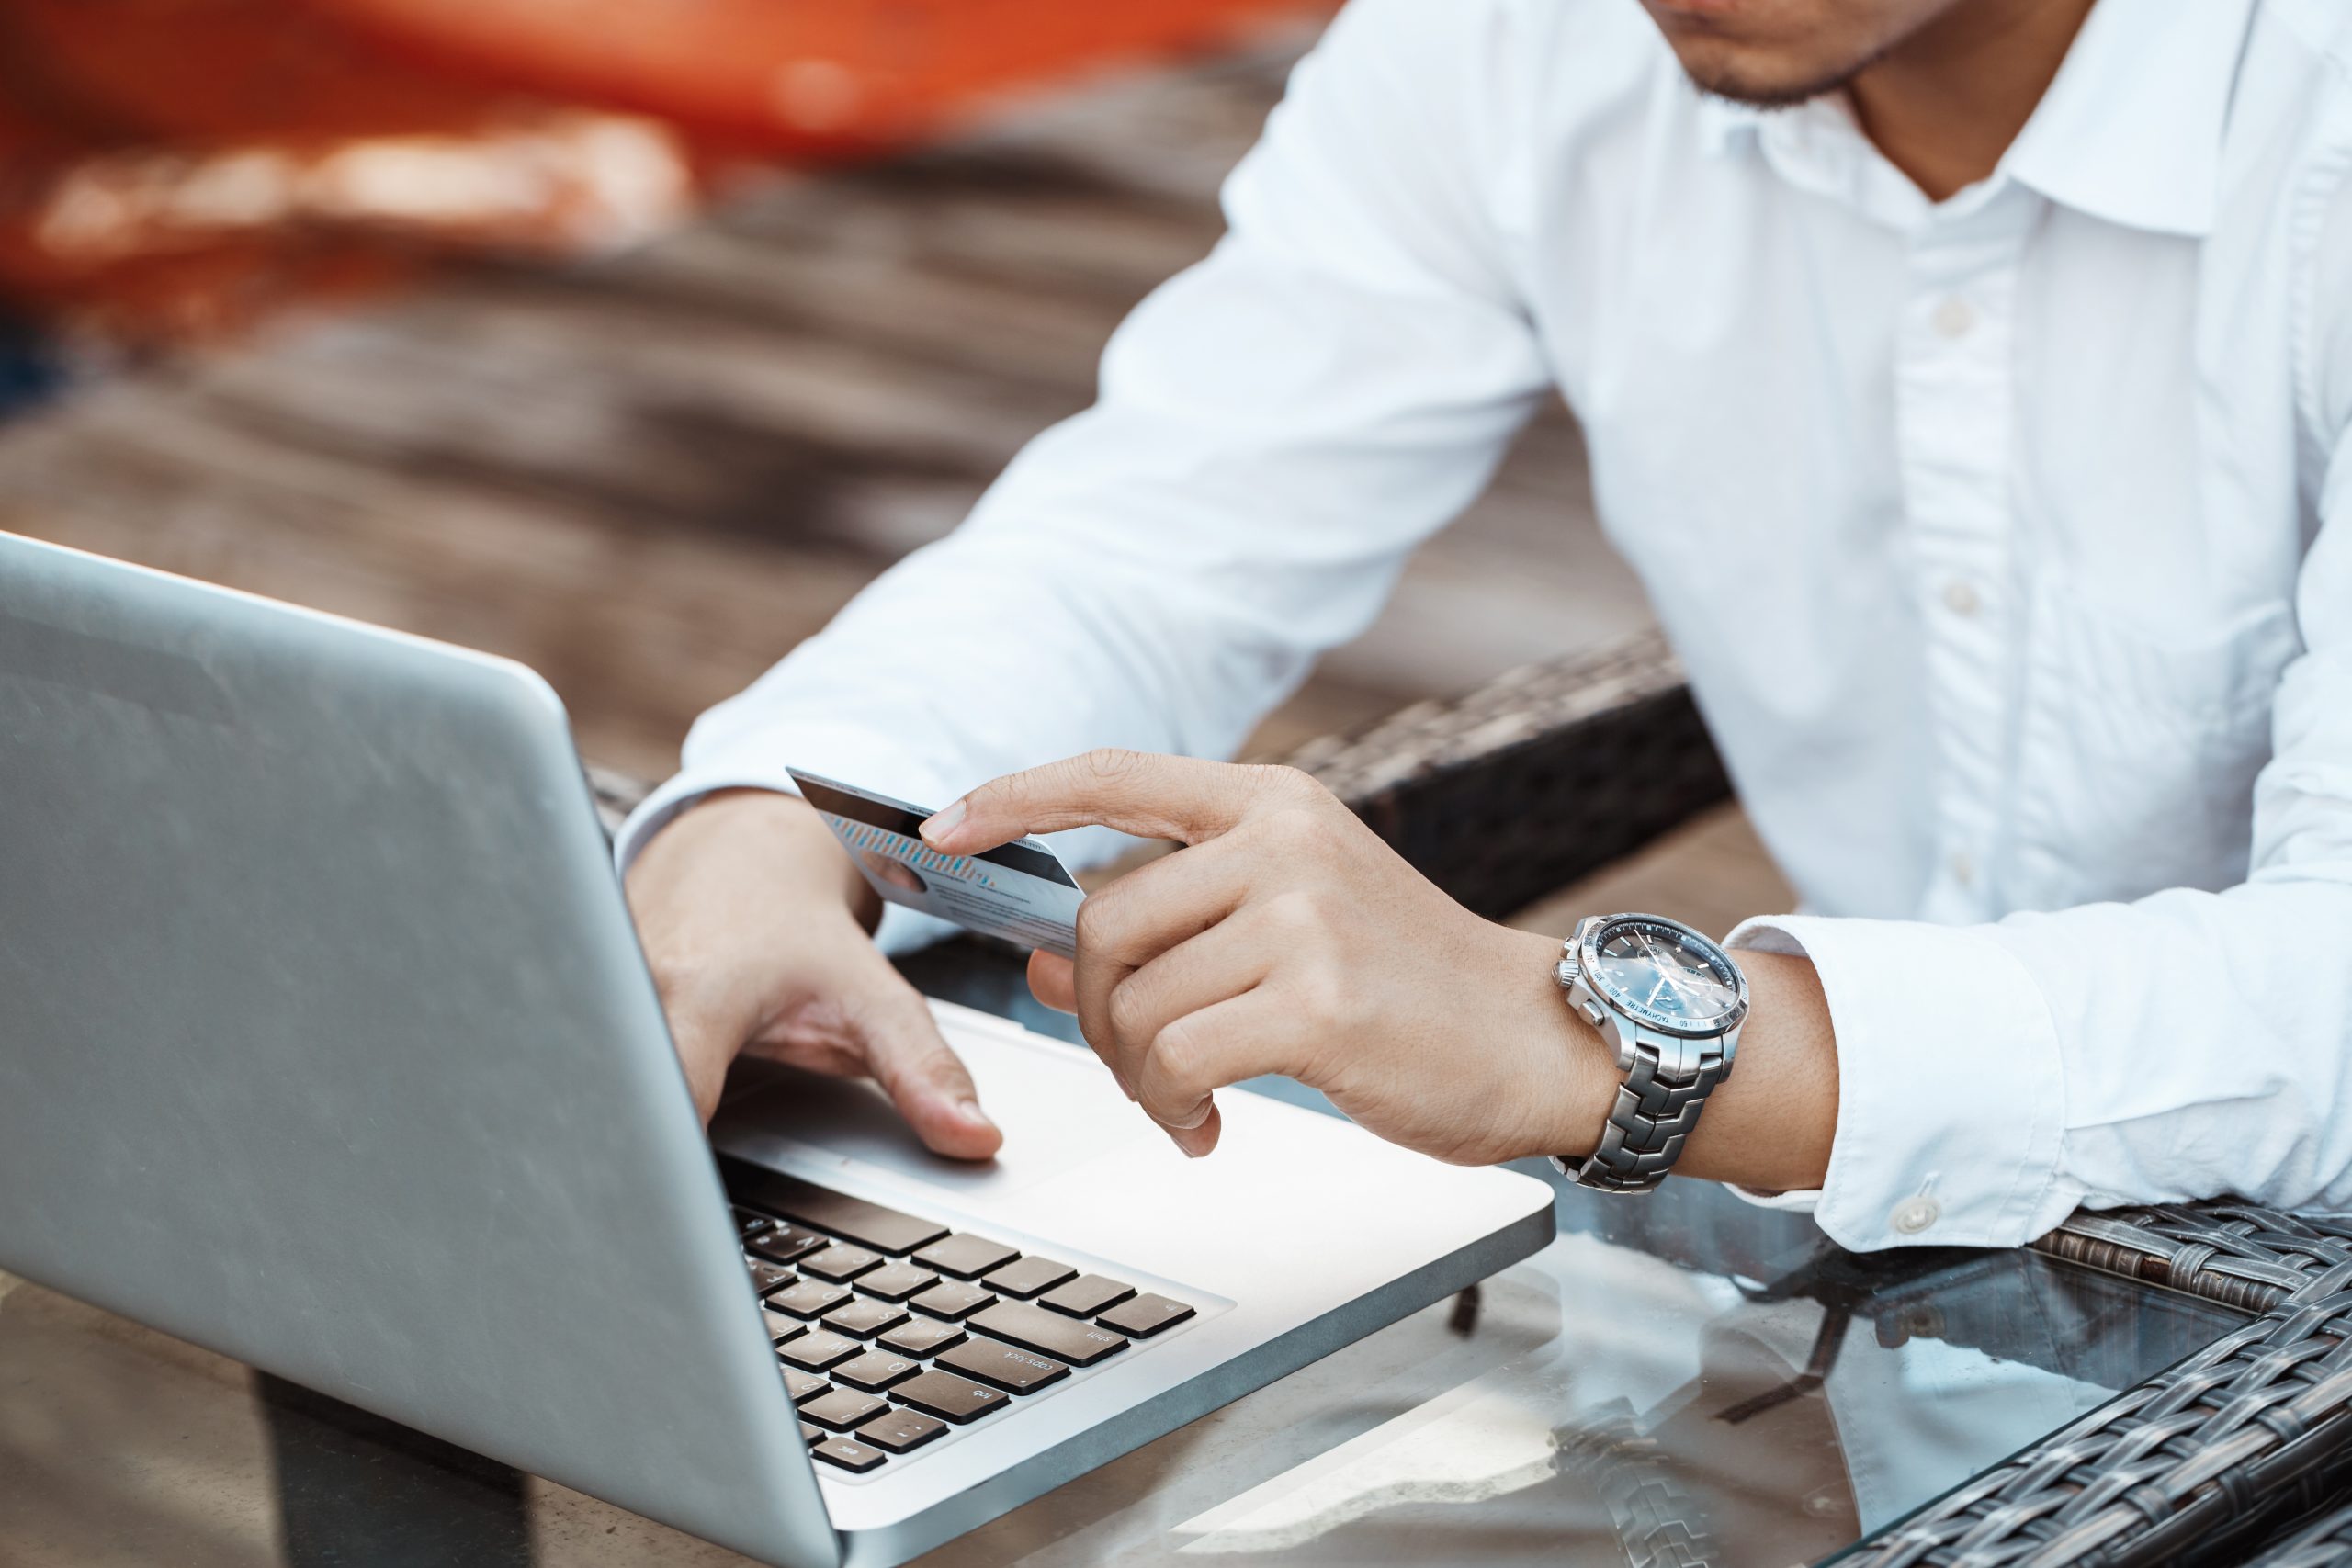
955, 1097, 995, 1129
921, 798, 967, 846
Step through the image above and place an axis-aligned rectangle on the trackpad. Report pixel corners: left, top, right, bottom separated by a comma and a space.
710, 1006, 1149, 1201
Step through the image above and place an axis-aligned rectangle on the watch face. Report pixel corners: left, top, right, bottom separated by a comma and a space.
1585, 918, 1745, 1035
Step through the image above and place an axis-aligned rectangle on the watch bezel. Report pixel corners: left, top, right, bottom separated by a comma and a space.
1575, 913, 1750, 1039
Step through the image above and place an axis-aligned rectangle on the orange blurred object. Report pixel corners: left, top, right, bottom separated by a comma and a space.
0, 0, 1323, 346
6, 0, 558, 141
0, 0, 697, 342
308, 0, 1332, 155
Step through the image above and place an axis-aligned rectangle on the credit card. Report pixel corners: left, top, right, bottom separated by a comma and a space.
787, 768, 1082, 959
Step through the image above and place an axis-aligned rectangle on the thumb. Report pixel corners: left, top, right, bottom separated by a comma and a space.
1027, 950, 1078, 1013
846, 966, 1004, 1161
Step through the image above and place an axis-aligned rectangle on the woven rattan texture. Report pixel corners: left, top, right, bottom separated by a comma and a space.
2245, 1496, 2352, 1566
2034, 1206, 2352, 1317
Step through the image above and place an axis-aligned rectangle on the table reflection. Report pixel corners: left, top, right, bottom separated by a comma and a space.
993, 1217, 2233, 1568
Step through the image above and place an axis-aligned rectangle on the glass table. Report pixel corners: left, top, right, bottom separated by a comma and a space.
0, 945, 2245, 1568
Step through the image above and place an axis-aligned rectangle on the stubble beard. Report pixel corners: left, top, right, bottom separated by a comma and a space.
1681, 38, 1894, 109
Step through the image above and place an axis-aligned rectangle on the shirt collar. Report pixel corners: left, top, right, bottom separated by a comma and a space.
1695, 0, 2256, 238
2004, 0, 2253, 237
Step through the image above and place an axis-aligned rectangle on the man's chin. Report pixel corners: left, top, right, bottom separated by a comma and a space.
1669, 41, 1887, 109
1640, 0, 1893, 109
1687, 69, 1843, 109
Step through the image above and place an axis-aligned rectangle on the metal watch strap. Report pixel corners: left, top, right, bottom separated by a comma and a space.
1554, 1035, 1731, 1194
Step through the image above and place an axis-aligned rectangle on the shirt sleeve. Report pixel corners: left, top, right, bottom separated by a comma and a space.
615, 0, 1552, 949
1722, 163, 2352, 1253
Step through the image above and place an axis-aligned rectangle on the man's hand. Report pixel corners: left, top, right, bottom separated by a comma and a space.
625, 789, 1002, 1158
920, 751, 1607, 1166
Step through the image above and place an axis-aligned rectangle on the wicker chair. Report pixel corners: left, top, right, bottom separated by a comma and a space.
587, 626, 2352, 1567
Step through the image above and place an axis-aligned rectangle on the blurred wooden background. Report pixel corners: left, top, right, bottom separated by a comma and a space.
0, 28, 1790, 934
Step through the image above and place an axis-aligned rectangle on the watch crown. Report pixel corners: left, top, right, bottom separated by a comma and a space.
1555, 957, 1578, 989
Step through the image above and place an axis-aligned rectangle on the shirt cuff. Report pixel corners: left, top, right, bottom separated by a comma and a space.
1724, 1182, 1821, 1213
1724, 914, 2080, 1251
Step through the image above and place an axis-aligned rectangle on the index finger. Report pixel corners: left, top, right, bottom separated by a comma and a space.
922, 750, 1272, 853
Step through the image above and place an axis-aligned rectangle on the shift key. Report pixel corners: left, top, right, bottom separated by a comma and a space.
970, 1301, 1127, 1367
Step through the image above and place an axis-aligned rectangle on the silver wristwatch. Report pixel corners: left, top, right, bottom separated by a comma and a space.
1551, 913, 1748, 1194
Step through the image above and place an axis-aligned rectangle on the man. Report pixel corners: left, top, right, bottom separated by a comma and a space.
620, 0, 2352, 1251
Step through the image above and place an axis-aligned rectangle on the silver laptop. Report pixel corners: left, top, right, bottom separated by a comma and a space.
0, 531, 1555, 1567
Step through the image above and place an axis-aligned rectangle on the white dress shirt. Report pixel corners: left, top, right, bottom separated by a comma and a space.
621, 0, 2352, 1252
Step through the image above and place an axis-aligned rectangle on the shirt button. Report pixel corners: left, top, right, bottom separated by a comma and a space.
1950, 851, 1974, 887
1891, 1196, 1941, 1235
1933, 296, 1976, 339
1941, 578, 1982, 617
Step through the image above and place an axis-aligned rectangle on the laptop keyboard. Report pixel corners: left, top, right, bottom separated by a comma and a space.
726, 1168, 1201, 1478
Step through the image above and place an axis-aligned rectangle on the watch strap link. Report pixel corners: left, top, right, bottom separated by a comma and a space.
1556, 1037, 1729, 1194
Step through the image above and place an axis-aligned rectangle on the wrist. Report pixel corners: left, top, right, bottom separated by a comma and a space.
700, 784, 884, 931
641, 788, 882, 931
1483, 925, 1618, 1165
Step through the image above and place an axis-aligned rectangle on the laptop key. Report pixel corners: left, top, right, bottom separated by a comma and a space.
747, 1258, 795, 1297
812, 1436, 888, 1472
985, 1257, 1077, 1300
801, 1421, 822, 1445
747, 1224, 831, 1266
770, 1280, 853, 1319
914, 1234, 1021, 1280
823, 1299, 910, 1340
935, 1337, 1069, 1394
857, 1408, 948, 1454
879, 1318, 967, 1358
910, 1281, 997, 1322
970, 1302, 1127, 1367
736, 1207, 775, 1242
1098, 1293, 1196, 1338
832, 1350, 921, 1393
801, 1389, 888, 1433
854, 1261, 940, 1302
763, 1308, 808, 1344
731, 1170, 949, 1256
1041, 1274, 1134, 1317
779, 1329, 863, 1371
802, 1243, 884, 1282
784, 1368, 831, 1403
891, 1369, 1011, 1426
